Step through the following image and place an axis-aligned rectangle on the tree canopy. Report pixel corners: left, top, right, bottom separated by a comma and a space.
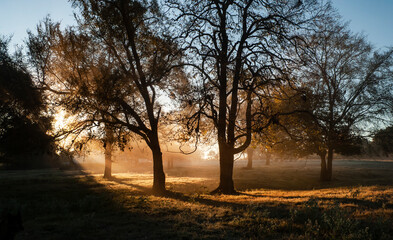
1, 0, 392, 191
27, 0, 185, 193
292, 14, 393, 180
167, 0, 329, 193
0, 37, 54, 168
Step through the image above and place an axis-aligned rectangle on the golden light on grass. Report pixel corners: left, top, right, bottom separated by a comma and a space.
1, 160, 393, 239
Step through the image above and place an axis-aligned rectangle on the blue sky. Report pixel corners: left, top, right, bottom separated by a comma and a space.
0, 0, 392, 50
0, 0, 75, 49
331, 0, 393, 49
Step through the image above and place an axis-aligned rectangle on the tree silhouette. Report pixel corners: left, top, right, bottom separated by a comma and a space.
0, 37, 53, 168
168, 0, 327, 194
28, 1, 184, 193
27, 18, 126, 177
373, 126, 393, 156
295, 14, 393, 181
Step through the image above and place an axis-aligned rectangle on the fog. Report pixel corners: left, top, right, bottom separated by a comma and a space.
73, 140, 221, 174
72, 139, 319, 176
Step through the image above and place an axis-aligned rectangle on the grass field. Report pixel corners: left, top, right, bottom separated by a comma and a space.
1, 159, 393, 239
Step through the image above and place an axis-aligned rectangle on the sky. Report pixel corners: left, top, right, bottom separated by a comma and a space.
0, 0, 75, 49
0, 0, 392, 50
330, 0, 393, 50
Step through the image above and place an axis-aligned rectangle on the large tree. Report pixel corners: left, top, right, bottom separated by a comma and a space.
27, 18, 127, 178
28, 0, 183, 193
168, 0, 326, 193
296, 15, 393, 181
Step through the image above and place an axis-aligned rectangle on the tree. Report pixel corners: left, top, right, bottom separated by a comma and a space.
103, 124, 115, 178
245, 137, 266, 169
246, 147, 254, 169
373, 126, 393, 156
168, 0, 326, 193
252, 85, 317, 163
296, 15, 393, 181
0, 36, 54, 168
28, 1, 183, 193
27, 18, 127, 178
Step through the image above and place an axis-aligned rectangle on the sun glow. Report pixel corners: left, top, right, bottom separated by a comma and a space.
51, 109, 80, 148
53, 109, 68, 132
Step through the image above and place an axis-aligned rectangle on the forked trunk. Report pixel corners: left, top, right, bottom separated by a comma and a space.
246, 147, 253, 169
212, 143, 236, 194
151, 137, 166, 194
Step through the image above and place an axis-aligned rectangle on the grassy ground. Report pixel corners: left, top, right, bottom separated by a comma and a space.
1, 159, 393, 239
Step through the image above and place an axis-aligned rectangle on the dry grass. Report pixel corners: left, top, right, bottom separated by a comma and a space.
1, 159, 393, 239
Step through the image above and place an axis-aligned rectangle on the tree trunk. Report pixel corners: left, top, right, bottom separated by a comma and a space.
212, 142, 236, 194
104, 141, 112, 178
103, 127, 113, 179
246, 147, 253, 169
319, 150, 328, 181
266, 152, 271, 166
327, 147, 333, 181
151, 137, 166, 194
167, 158, 174, 169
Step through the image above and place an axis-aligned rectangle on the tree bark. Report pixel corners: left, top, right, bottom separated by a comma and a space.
246, 147, 253, 169
327, 147, 333, 181
319, 150, 328, 181
103, 127, 113, 179
266, 152, 271, 166
151, 136, 166, 194
104, 141, 112, 178
212, 142, 236, 194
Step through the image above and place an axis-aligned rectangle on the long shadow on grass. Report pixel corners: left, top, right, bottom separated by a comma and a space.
108, 176, 151, 193
107, 177, 291, 219
162, 191, 290, 219
104, 175, 393, 238
108, 178, 248, 209
0, 170, 240, 239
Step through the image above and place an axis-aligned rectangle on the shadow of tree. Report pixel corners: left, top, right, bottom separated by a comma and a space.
0, 170, 239, 239
106, 176, 292, 219
2, 169, 392, 239
108, 176, 151, 193
107, 173, 393, 214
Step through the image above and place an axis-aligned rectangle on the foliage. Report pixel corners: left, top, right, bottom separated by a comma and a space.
263, 11, 393, 180
167, 0, 329, 193
253, 85, 319, 160
0, 36, 54, 168
27, 0, 185, 192
297, 14, 393, 152
373, 125, 393, 156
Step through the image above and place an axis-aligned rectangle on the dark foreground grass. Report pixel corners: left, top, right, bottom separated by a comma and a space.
1, 162, 393, 239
